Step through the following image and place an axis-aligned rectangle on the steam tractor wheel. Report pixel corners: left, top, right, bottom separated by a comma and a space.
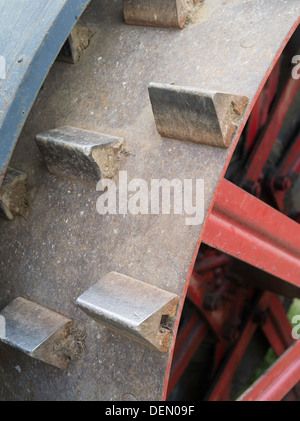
0, 0, 299, 401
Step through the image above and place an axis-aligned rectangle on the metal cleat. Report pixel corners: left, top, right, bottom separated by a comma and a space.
0, 168, 28, 220
35, 126, 123, 184
76, 272, 179, 352
0, 297, 73, 369
123, 0, 203, 29
148, 83, 249, 148
57, 22, 98, 64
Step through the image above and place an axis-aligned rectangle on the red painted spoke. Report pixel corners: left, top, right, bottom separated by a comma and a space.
278, 130, 300, 176
244, 59, 280, 153
203, 179, 300, 290
238, 340, 300, 401
167, 312, 207, 397
268, 295, 294, 349
262, 319, 288, 357
245, 76, 300, 182
207, 293, 270, 401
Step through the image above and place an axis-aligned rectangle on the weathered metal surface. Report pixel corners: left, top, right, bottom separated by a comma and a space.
123, 0, 200, 29
0, 297, 72, 369
0, 168, 27, 220
77, 272, 179, 352
148, 83, 249, 148
35, 126, 123, 184
58, 22, 97, 64
0, 0, 91, 186
0, 0, 299, 401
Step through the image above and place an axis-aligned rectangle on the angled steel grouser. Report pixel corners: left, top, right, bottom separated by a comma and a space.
148, 83, 249, 148
35, 126, 123, 184
0, 168, 27, 220
0, 297, 72, 369
58, 22, 98, 64
76, 272, 179, 352
123, 0, 195, 29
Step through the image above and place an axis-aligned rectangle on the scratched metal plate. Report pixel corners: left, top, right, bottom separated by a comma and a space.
0, 0, 299, 401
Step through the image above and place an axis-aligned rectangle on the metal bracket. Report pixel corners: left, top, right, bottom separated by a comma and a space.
76, 272, 179, 352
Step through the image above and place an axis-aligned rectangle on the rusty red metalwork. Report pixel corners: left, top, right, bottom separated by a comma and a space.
269, 129, 300, 215
239, 340, 300, 401
244, 75, 300, 183
168, 285, 299, 401
264, 295, 295, 353
202, 179, 300, 292
207, 292, 271, 401
206, 292, 298, 401
166, 312, 207, 397
166, 25, 300, 401
187, 269, 248, 342
167, 253, 299, 400
244, 59, 281, 154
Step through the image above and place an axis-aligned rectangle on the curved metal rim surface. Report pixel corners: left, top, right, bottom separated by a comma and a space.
0, 0, 91, 185
0, 0, 299, 401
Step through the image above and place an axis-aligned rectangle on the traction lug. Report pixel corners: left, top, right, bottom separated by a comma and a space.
0, 297, 73, 369
76, 272, 179, 352
35, 126, 123, 184
148, 83, 249, 148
